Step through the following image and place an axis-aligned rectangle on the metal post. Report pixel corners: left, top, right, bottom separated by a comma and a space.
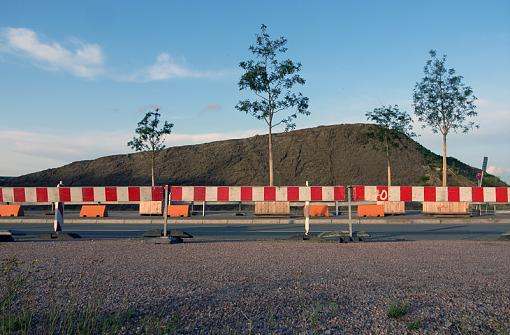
347, 185, 352, 238
163, 185, 169, 238
304, 181, 310, 238
335, 201, 339, 216
202, 201, 205, 217
53, 181, 64, 234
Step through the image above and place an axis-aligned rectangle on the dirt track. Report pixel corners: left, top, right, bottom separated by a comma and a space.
1, 239, 509, 334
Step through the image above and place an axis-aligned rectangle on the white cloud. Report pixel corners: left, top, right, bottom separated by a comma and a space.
121, 52, 222, 82
0, 27, 226, 82
0, 128, 263, 176
0, 27, 104, 78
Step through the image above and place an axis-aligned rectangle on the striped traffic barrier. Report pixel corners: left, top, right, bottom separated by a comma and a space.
170, 186, 346, 202
352, 186, 510, 203
0, 186, 163, 204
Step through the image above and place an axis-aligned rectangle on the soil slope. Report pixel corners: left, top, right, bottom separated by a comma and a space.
2, 124, 505, 187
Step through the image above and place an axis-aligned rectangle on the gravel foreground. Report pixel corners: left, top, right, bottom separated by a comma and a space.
1, 239, 510, 334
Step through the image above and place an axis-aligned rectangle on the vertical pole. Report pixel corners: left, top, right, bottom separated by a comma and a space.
348, 186, 352, 238
53, 181, 64, 234
304, 181, 310, 237
335, 201, 339, 216
163, 185, 169, 238
202, 201, 205, 217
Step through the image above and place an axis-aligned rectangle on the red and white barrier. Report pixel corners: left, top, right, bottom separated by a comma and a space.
170, 186, 346, 202
352, 186, 510, 203
0, 186, 163, 204
1, 185, 509, 204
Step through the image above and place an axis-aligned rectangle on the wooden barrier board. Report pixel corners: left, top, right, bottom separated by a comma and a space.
254, 201, 290, 216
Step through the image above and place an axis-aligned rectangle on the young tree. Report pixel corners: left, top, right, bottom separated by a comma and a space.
128, 108, 173, 187
236, 24, 309, 186
413, 50, 478, 187
365, 105, 415, 186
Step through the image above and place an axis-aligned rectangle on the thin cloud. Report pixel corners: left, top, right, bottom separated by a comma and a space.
121, 53, 223, 82
0, 27, 104, 78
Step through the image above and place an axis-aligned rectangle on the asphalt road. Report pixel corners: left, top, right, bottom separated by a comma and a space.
1, 222, 509, 241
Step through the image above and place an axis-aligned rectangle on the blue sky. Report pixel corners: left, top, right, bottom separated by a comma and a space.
1, 0, 509, 182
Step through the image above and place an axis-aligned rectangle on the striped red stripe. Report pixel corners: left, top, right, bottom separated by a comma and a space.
217, 186, 229, 201
424, 186, 436, 202
353, 186, 365, 201
472, 187, 484, 202
82, 187, 94, 202
287, 186, 299, 201
400, 186, 412, 202
241, 187, 252, 201
264, 187, 276, 201
448, 187, 460, 202
13, 188, 26, 202
36, 188, 48, 202
59, 187, 71, 202
334, 186, 345, 201
310, 186, 322, 201
105, 186, 118, 202
170, 186, 182, 201
128, 187, 140, 202
152, 187, 163, 201
496, 187, 508, 203
194, 186, 205, 201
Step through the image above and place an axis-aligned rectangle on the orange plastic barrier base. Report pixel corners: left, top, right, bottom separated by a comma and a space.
303, 205, 329, 217
168, 205, 190, 217
80, 205, 107, 217
357, 204, 384, 217
0, 205, 24, 217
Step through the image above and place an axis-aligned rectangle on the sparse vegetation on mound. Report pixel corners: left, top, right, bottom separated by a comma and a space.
2, 124, 506, 187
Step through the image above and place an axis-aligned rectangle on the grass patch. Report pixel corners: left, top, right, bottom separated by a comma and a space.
387, 303, 409, 319
407, 320, 421, 330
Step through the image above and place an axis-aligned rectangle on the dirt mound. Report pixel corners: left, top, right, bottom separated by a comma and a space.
2, 124, 506, 187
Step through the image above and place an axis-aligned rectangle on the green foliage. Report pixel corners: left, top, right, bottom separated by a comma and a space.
366, 105, 415, 140
1, 257, 33, 335
413, 50, 478, 136
236, 24, 309, 131
407, 320, 421, 330
128, 108, 174, 153
387, 303, 409, 318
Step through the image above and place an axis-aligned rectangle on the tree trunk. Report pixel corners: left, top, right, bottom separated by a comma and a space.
385, 136, 391, 187
442, 132, 447, 187
268, 127, 274, 186
151, 150, 155, 187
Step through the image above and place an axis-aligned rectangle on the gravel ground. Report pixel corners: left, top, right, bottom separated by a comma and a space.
1, 239, 510, 334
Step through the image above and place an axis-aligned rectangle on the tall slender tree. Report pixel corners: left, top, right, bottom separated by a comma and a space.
128, 108, 173, 187
236, 24, 309, 186
366, 105, 415, 186
413, 50, 478, 186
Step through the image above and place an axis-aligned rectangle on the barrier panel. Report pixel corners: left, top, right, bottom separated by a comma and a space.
170, 186, 346, 202
139, 201, 163, 215
353, 186, 510, 203
0, 186, 163, 204
1, 185, 509, 205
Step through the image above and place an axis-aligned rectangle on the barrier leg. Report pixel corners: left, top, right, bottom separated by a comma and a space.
347, 186, 352, 238
163, 185, 169, 238
53, 201, 64, 233
335, 201, 339, 216
202, 202, 205, 217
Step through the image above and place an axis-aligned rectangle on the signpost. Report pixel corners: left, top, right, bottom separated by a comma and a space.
478, 157, 488, 187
